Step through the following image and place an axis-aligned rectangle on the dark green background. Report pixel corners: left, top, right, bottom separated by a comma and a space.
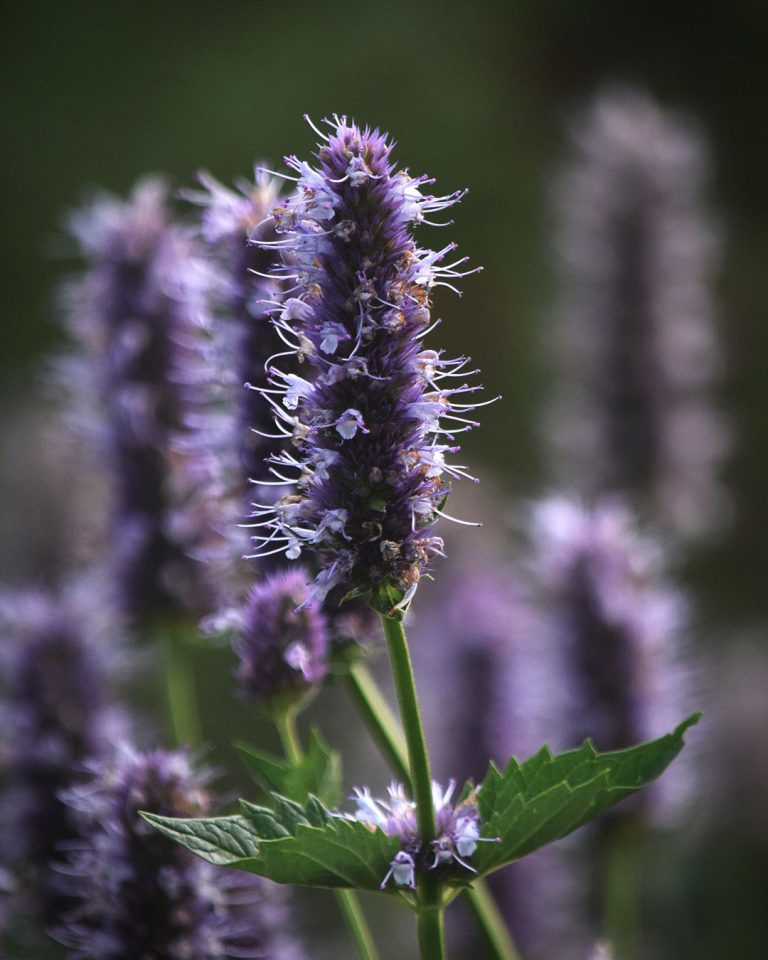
2, 3, 767, 957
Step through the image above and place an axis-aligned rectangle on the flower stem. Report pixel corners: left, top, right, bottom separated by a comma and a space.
357, 616, 521, 960
464, 884, 522, 960
163, 625, 202, 747
275, 709, 303, 766
380, 612, 436, 845
345, 661, 411, 786
274, 710, 380, 960
416, 873, 446, 960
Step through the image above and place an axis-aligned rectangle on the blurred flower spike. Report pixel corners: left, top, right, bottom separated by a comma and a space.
232, 567, 329, 713
249, 115, 490, 611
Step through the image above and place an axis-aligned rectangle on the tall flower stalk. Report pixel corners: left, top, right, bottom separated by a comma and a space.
546, 87, 729, 540
250, 115, 486, 609
63, 178, 208, 627
252, 115, 490, 960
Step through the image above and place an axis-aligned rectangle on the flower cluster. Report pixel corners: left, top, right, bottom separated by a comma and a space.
56, 745, 301, 960
347, 780, 498, 890
63, 178, 207, 624
546, 87, 729, 539
250, 116, 485, 608
232, 568, 329, 710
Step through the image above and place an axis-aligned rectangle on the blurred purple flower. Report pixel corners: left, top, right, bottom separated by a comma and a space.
528, 495, 695, 824
232, 567, 329, 710
56, 744, 303, 959
0, 583, 127, 927
62, 178, 208, 625
249, 115, 486, 609
545, 87, 730, 540
177, 170, 294, 596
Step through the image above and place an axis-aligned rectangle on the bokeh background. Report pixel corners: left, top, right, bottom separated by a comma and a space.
2, 2, 767, 958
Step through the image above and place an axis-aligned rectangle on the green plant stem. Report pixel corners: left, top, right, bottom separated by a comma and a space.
602, 826, 641, 959
334, 885, 381, 960
275, 710, 380, 960
416, 873, 446, 960
163, 626, 202, 747
275, 709, 303, 765
353, 617, 521, 960
345, 661, 411, 786
380, 613, 436, 845
464, 884, 522, 960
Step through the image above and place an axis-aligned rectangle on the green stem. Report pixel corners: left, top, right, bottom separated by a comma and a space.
350, 617, 521, 960
335, 887, 381, 960
345, 661, 411, 786
380, 613, 436, 844
416, 874, 446, 960
275, 709, 303, 766
464, 884, 522, 960
602, 826, 641, 959
274, 710, 380, 960
163, 626, 202, 747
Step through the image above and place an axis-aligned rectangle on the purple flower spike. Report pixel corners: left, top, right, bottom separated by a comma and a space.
250, 116, 486, 609
178, 170, 294, 594
63, 178, 207, 625
0, 584, 127, 927
56, 745, 303, 959
530, 496, 690, 760
233, 568, 329, 710
546, 87, 730, 540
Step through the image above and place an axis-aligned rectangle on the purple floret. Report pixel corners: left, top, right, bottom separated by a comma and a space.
233, 568, 329, 707
249, 116, 485, 609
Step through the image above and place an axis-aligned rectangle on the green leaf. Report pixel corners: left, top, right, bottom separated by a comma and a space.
235, 727, 342, 807
144, 717, 699, 895
471, 714, 701, 877
144, 793, 400, 892
138, 813, 262, 866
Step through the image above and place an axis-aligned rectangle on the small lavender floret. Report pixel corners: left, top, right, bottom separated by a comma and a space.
546, 87, 730, 539
233, 568, 329, 710
0, 585, 126, 927
63, 178, 207, 624
346, 779, 498, 889
56, 744, 301, 960
251, 116, 486, 608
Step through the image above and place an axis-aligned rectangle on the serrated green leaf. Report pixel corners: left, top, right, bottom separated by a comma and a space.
145, 794, 400, 891
235, 727, 342, 807
145, 717, 699, 895
472, 714, 701, 877
139, 813, 261, 866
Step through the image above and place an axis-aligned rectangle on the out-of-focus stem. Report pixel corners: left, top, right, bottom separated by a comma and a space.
163, 626, 202, 746
274, 710, 380, 960
345, 661, 411, 786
